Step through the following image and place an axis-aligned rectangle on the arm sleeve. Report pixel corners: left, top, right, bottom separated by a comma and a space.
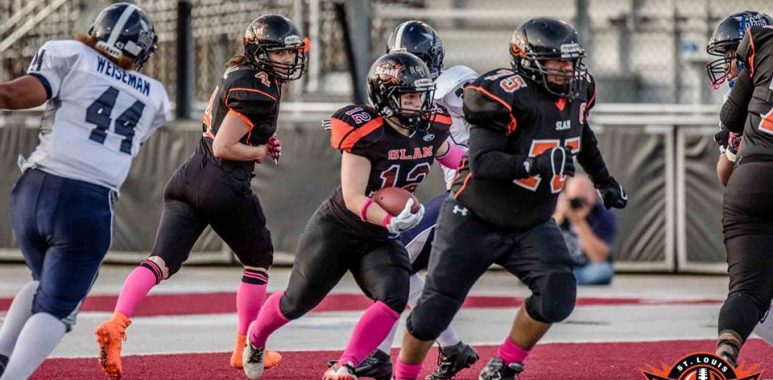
720, 71, 753, 133
26, 41, 78, 99
576, 123, 612, 186
468, 125, 530, 179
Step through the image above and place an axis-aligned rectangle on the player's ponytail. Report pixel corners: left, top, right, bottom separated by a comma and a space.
74, 32, 136, 71
225, 54, 249, 68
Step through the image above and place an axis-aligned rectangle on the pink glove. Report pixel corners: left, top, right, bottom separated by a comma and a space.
267, 134, 281, 164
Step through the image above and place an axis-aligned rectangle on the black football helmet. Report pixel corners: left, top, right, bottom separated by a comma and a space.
706, 11, 772, 89
243, 14, 308, 81
88, 3, 157, 70
386, 20, 445, 79
510, 17, 587, 99
368, 52, 437, 131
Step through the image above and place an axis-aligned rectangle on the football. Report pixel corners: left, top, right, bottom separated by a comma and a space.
372, 187, 420, 216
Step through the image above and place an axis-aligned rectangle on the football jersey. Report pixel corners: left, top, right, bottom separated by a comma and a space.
326, 105, 451, 238
23, 40, 172, 191
734, 26, 773, 160
434, 65, 478, 188
452, 68, 597, 230
198, 65, 282, 168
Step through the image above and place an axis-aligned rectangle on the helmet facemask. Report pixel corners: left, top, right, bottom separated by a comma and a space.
376, 79, 437, 132
249, 37, 308, 81
512, 41, 587, 99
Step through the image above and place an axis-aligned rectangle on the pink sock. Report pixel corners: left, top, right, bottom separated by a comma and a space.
236, 269, 268, 335
338, 301, 400, 367
249, 291, 289, 348
115, 260, 163, 317
497, 337, 530, 364
394, 359, 423, 380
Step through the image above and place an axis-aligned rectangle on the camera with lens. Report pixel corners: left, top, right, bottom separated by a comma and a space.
569, 198, 586, 210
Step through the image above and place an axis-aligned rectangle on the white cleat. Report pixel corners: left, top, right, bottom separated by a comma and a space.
242, 324, 265, 379
322, 362, 359, 380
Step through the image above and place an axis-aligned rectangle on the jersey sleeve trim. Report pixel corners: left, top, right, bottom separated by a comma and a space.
330, 117, 382, 152
747, 28, 757, 78
226, 87, 277, 103
227, 109, 254, 131
466, 85, 517, 134
28, 73, 52, 99
432, 113, 453, 126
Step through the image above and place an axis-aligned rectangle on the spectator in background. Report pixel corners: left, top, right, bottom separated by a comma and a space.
554, 174, 617, 285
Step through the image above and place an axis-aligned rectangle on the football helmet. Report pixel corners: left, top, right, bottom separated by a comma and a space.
510, 17, 587, 99
88, 3, 157, 70
243, 14, 308, 81
386, 20, 445, 79
706, 11, 772, 89
367, 52, 437, 131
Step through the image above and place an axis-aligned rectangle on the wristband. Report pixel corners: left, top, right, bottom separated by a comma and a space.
382, 213, 392, 227
360, 198, 375, 222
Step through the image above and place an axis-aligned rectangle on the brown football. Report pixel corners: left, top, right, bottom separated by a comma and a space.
372, 187, 420, 216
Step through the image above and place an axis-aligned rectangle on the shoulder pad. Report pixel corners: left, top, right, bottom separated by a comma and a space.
224, 66, 279, 102
329, 105, 384, 152
463, 69, 521, 134
434, 65, 479, 99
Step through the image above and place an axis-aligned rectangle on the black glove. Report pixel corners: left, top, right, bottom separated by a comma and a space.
596, 176, 627, 209
714, 126, 730, 150
529, 146, 575, 178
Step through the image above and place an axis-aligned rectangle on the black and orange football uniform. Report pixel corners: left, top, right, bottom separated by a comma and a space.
451, 68, 606, 230
407, 69, 615, 341
719, 26, 773, 346
277, 104, 452, 320
326, 104, 452, 239
199, 65, 282, 168
152, 65, 281, 275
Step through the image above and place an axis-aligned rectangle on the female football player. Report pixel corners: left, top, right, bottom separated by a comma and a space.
0, 4, 170, 380
94, 14, 307, 379
241, 51, 464, 380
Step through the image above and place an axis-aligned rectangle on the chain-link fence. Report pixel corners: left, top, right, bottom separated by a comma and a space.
1, 0, 772, 109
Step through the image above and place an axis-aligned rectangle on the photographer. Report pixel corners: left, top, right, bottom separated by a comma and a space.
554, 175, 618, 285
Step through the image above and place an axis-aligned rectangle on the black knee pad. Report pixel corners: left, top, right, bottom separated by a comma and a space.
278, 289, 308, 321
379, 292, 408, 314
526, 272, 577, 323
718, 292, 764, 341
406, 291, 461, 341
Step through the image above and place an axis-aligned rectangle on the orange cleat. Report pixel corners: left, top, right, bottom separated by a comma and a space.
95, 311, 131, 380
231, 334, 282, 370
264, 350, 282, 369
230, 335, 247, 368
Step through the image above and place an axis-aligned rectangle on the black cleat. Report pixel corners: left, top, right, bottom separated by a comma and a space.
478, 357, 523, 380
427, 341, 480, 379
0, 354, 8, 377
328, 349, 393, 380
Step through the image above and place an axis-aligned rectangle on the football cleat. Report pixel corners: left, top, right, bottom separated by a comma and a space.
478, 357, 523, 380
95, 311, 132, 380
427, 341, 480, 379
323, 362, 359, 380
242, 338, 266, 380
0, 353, 8, 377
231, 335, 246, 368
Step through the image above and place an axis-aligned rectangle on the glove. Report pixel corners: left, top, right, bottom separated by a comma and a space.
596, 176, 628, 209
714, 126, 730, 150
383, 198, 425, 235
267, 134, 281, 164
529, 146, 575, 178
